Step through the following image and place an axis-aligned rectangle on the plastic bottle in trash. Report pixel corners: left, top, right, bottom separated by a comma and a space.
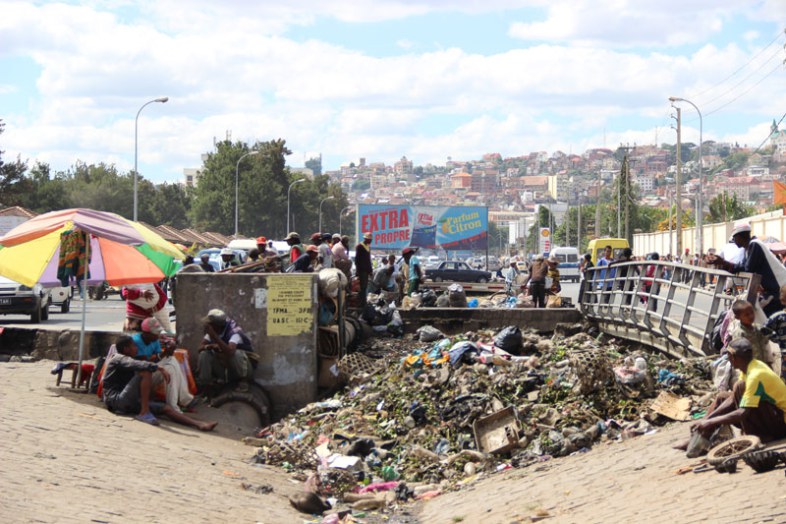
634, 357, 647, 372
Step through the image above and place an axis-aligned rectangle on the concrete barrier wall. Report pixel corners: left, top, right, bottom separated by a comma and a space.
176, 273, 318, 419
399, 307, 582, 334
634, 210, 785, 256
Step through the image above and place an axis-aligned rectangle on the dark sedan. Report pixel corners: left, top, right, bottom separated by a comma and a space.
425, 260, 492, 283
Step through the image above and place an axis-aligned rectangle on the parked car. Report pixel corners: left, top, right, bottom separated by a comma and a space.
425, 260, 492, 283
0, 276, 50, 323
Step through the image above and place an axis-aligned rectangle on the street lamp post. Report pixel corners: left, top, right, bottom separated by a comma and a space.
669, 96, 703, 254
339, 206, 353, 236
235, 150, 259, 236
318, 196, 335, 234
133, 97, 169, 222
287, 179, 306, 234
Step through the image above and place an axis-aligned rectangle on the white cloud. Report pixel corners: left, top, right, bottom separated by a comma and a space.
507, 0, 766, 47
1, 1, 784, 182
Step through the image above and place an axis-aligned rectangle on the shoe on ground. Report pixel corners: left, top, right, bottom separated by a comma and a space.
135, 412, 160, 426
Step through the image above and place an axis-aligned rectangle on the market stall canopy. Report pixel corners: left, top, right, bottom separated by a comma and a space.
0, 208, 184, 287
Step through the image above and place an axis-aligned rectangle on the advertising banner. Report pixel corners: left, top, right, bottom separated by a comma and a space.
358, 205, 488, 251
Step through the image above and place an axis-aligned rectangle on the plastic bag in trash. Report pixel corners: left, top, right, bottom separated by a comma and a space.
417, 325, 445, 342
420, 288, 438, 307
449, 341, 481, 367
494, 326, 523, 355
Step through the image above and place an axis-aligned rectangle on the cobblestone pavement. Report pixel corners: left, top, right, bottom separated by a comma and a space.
4, 360, 786, 524
0, 361, 304, 523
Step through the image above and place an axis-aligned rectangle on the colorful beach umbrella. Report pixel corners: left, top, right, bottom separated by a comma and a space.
0, 208, 186, 384
0, 208, 183, 287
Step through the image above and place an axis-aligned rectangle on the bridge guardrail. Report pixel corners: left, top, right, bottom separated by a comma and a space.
578, 261, 759, 358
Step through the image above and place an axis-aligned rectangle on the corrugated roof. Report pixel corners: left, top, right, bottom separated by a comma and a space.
0, 206, 36, 218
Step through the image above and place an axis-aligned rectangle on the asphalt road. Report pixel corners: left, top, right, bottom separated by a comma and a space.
0, 295, 128, 331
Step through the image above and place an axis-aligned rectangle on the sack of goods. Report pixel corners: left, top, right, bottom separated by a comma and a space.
447, 283, 467, 308
318, 268, 348, 298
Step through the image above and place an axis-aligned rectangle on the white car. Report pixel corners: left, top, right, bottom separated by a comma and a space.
0, 276, 50, 323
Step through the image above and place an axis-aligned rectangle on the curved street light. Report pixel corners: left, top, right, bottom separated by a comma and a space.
235, 150, 259, 236
287, 178, 306, 234
339, 205, 353, 236
669, 96, 703, 254
134, 96, 169, 221
318, 196, 336, 234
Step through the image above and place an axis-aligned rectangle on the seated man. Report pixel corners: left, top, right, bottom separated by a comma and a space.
198, 309, 255, 394
102, 335, 217, 431
691, 338, 786, 444
132, 318, 195, 413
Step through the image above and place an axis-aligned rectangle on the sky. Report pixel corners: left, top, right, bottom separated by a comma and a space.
1, 1, 785, 184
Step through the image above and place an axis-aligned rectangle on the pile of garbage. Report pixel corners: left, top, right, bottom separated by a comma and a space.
248, 324, 715, 517
399, 284, 562, 310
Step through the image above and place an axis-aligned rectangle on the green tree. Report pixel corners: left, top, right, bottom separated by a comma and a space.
191, 139, 349, 238
708, 192, 753, 223
0, 120, 30, 207
305, 156, 322, 177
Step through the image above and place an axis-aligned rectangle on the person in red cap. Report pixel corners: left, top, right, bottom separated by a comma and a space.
293, 245, 319, 272
355, 233, 373, 306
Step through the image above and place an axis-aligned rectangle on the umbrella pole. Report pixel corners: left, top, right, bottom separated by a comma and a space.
76, 233, 90, 387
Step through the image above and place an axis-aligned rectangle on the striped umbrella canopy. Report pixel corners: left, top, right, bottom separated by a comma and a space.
0, 208, 184, 287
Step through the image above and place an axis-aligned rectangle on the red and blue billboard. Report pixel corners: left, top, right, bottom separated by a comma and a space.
357, 205, 488, 251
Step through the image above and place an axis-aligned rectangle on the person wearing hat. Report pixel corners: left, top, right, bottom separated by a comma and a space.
402, 247, 422, 295
710, 223, 783, 316
285, 232, 305, 266
319, 233, 334, 269
131, 318, 196, 413
293, 245, 319, 272
198, 308, 254, 394
523, 255, 548, 308
332, 234, 352, 280
355, 232, 373, 307
102, 335, 217, 430
546, 256, 562, 296
688, 338, 786, 446
199, 253, 215, 273
504, 260, 520, 296
219, 248, 238, 270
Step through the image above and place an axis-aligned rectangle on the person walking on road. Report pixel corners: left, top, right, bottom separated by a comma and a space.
524, 255, 548, 308
402, 247, 422, 296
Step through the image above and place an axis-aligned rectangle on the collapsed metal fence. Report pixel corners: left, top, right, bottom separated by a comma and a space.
578, 261, 759, 358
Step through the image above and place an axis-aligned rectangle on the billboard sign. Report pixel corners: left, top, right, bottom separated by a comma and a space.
538, 227, 551, 255
358, 205, 488, 251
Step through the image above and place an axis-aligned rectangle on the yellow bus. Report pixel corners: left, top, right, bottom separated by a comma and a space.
587, 238, 630, 264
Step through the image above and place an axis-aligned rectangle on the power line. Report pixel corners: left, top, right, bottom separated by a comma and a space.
752, 112, 786, 155
704, 60, 784, 117
697, 44, 784, 109
689, 28, 785, 100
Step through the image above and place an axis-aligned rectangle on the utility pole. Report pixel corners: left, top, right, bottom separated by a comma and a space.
577, 200, 582, 251
595, 179, 601, 238
674, 107, 683, 257
624, 155, 630, 241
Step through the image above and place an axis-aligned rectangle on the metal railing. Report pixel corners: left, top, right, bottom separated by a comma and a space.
578, 261, 759, 358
